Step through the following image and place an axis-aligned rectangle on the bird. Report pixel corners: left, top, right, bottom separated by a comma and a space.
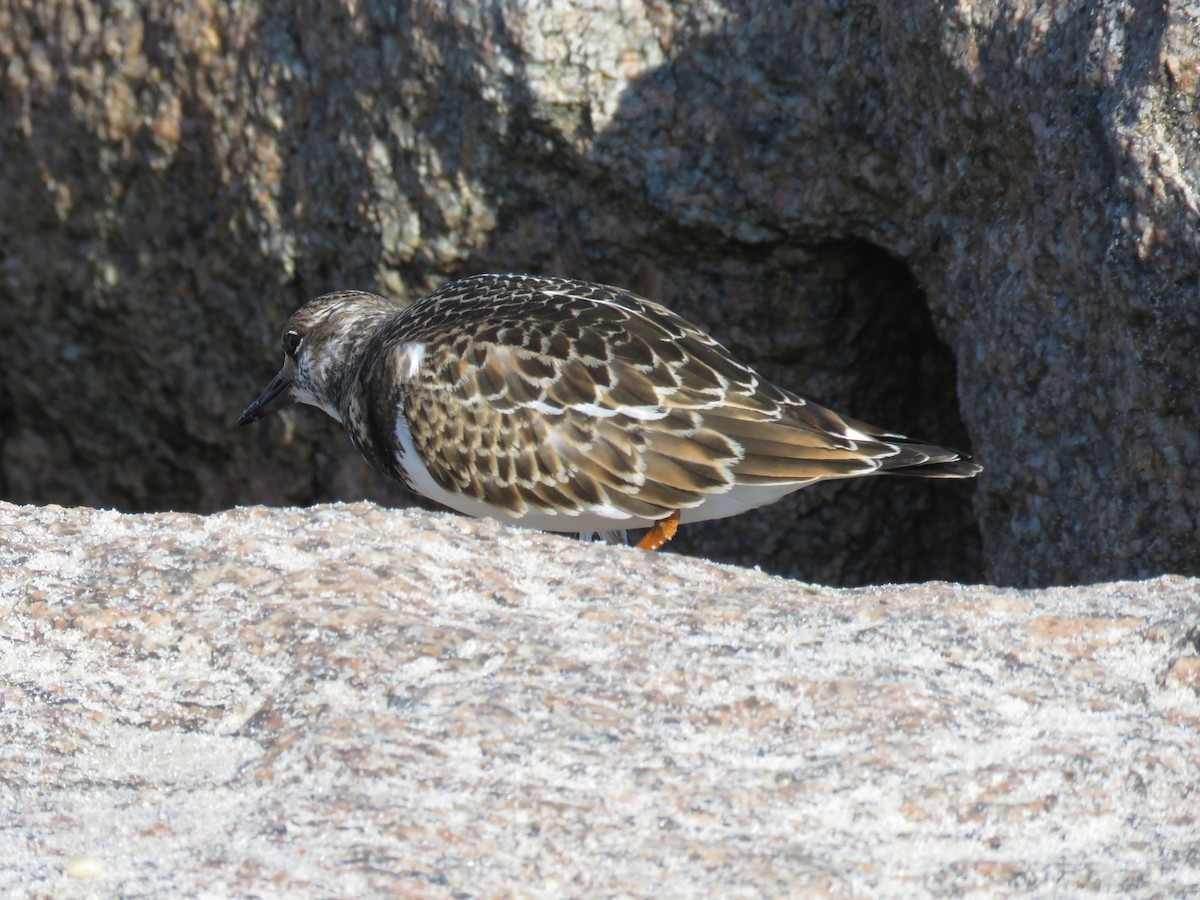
238, 273, 981, 551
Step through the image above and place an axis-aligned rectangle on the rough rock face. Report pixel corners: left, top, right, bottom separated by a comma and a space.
1, 1, 1197, 586
2, 502, 1199, 894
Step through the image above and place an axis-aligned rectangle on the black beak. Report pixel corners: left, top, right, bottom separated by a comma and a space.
237, 370, 294, 425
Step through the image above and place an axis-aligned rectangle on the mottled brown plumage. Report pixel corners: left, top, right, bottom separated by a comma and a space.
239, 274, 981, 546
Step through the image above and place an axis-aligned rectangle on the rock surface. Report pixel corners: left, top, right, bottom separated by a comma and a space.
1, 1, 1197, 586
2, 501, 1199, 895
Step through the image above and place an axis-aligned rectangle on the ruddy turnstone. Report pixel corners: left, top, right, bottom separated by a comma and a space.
239, 273, 981, 550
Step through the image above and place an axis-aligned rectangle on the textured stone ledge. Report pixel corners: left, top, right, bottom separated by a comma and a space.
1, 501, 1198, 895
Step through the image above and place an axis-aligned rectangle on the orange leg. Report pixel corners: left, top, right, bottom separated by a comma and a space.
636, 509, 681, 551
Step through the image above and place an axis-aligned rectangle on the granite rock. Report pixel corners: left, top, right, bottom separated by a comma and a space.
0, 1, 1197, 585
2, 501, 1199, 895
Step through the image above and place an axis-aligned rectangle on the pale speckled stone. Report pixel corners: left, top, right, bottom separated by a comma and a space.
1, 500, 1198, 896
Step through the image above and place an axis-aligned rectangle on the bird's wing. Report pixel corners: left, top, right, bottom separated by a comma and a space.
383, 278, 745, 521
367, 274, 969, 521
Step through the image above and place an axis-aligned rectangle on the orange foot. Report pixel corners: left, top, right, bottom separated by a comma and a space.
636, 509, 681, 551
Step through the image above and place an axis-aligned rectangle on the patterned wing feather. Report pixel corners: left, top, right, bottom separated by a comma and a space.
382, 278, 744, 520
370, 274, 975, 520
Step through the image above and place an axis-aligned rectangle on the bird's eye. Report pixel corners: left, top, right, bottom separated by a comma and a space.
282, 330, 303, 357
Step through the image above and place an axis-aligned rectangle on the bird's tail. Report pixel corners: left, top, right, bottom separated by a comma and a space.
857, 421, 981, 478
879, 446, 982, 478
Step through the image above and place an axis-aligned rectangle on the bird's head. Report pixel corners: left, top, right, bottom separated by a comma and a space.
237, 291, 399, 427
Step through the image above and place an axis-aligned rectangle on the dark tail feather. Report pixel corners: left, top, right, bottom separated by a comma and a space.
888, 458, 982, 478
882, 443, 982, 479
